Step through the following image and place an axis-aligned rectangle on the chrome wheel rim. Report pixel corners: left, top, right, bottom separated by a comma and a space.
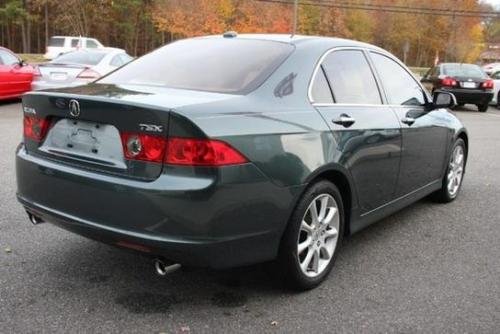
447, 145, 464, 197
297, 194, 339, 278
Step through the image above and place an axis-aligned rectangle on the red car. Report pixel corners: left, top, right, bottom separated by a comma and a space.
0, 47, 35, 100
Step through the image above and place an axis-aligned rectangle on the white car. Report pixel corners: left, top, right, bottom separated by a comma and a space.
483, 62, 500, 76
490, 70, 500, 108
33, 48, 133, 91
44, 36, 105, 60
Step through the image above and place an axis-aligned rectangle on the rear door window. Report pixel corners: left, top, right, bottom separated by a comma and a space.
370, 52, 425, 106
110, 55, 124, 67
48, 37, 65, 47
310, 67, 333, 103
321, 50, 381, 104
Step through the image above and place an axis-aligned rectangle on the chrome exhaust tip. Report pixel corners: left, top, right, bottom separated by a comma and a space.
27, 212, 44, 225
154, 258, 181, 276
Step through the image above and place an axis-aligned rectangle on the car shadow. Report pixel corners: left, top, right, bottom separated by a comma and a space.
32, 196, 444, 315
0, 98, 21, 106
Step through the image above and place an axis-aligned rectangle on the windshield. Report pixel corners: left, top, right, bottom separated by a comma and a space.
98, 38, 294, 94
52, 50, 107, 66
443, 64, 486, 78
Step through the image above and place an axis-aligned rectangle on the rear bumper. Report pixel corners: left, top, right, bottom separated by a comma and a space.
16, 145, 300, 268
442, 88, 493, 105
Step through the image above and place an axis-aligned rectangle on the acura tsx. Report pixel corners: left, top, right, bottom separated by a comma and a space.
16, 34, 468, 290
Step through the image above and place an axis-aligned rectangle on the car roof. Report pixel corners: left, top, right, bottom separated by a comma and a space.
199, 33, 386, 52
51, 36, 95, 39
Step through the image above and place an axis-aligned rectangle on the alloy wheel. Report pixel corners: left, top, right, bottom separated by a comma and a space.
297, 194, 340, 278
447, 145, 465, 197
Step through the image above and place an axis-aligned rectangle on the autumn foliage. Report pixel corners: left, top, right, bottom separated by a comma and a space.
0, 0, 497, 67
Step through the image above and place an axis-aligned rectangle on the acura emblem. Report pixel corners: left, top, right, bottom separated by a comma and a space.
69, 99, 80, 117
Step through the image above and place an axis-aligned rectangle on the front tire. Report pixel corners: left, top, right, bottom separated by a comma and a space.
278, 180, 344, 290
430, 138, 466, 203
477, 104, 488, 112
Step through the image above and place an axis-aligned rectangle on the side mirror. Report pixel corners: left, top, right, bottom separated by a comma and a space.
18, 59, 27, 67
432, 90, 457, 109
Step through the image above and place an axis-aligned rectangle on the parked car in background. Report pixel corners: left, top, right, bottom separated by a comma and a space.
44, 36, 105, 60
490, 71, 500, 109
421, 63, 494, 112
17, 34, 468, 290
0, 47, 35, 100
33, 48, 133, 91
483, 62, 500, 76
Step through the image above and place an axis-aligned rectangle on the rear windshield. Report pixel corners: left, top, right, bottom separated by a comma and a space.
52, 50, 107, 65
48, 37, 65, 47
443, 64, 486, 78
98, 38, 294, 94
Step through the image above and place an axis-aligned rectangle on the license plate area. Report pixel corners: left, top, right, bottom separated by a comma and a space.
39, 119, 126, 169
461, 82, 476, 89
50, 72, 68, 81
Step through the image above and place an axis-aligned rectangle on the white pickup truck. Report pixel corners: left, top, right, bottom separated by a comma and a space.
44, 36, 105, 60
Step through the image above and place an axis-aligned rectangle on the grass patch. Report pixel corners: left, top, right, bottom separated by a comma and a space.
18, 54, 45, 64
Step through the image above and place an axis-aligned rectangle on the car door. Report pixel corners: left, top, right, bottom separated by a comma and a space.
310, 49, 402, 213
369, 51, 449, 197
0, 49, 26, 97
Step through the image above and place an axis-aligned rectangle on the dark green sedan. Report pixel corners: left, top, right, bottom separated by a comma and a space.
16, 34, 468, 290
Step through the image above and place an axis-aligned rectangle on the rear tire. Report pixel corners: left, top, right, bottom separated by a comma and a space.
277, 180, 344, 290
496, 93, 500, 110
477, 104, 488, 112
430, 138, 466, 203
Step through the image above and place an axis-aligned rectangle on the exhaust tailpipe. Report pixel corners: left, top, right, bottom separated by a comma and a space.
154, 258, 181, 276
27, 212, 44, 225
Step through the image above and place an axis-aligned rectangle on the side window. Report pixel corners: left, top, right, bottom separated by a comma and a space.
370, 52, 425, 106
86, 39, 98, 48
110, 55, 123, 67
71, 39, 81, 48
322, 50, 381, 104
310, 66, 333, 103
0, 50, 19, 66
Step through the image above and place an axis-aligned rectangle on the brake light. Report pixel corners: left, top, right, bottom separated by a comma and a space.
165, 137, 248, 166
77, 68, 101, 80
441, 77, 457, 87
482, 79, 494, 89
23, 116, 50, 142
120, 133, 167, 163
33, 66, 41, 79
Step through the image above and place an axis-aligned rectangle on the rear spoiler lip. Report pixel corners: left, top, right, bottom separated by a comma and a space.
22, 90, 173, 114
37, 62, 88, 69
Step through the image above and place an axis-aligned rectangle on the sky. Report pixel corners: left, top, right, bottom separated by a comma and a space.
483, 0, 500, 8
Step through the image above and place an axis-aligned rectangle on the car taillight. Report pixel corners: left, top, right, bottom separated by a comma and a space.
165, 137, 248, 166
482, 79, 494, 89
23, 116, 50, 142
120, 133, 167, 163
77, 68, 101, 80
33, 66, 41, 79
441, 77, 457, 87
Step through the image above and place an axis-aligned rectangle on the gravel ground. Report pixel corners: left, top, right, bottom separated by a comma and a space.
0, 101, 499, 333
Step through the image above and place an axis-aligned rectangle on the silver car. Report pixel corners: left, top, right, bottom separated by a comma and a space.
32, 48, 133, 91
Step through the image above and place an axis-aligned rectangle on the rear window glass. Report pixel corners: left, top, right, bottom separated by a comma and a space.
52, 51, 106, 65
48, 37, 65, 47
443, 64, 486, 78
99, 38, 294, 94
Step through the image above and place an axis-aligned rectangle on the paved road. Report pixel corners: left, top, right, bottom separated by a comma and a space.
1, 101, 499, 333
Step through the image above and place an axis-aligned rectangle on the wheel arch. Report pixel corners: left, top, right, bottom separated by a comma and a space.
287, 165, 357, 237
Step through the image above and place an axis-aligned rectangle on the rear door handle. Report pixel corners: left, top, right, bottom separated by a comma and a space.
333, 114, 356, 128
401, 117, 415, 126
